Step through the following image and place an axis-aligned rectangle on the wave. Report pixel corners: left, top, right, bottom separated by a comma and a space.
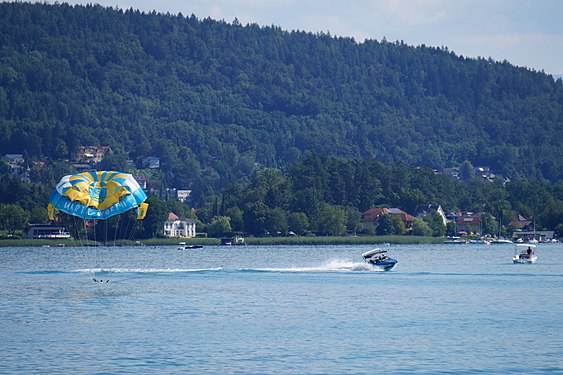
73, 260, 383, 274
240, 259, 384, 273
20, 260, 386, 277
75, 267, 224, 274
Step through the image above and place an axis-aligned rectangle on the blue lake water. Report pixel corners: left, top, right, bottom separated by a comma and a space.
1, 243, 562, 374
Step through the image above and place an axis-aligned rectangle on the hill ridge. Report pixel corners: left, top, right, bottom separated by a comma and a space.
0, 2, 561, 196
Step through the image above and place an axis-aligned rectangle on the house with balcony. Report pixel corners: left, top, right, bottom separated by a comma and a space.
23, 224, 71, 239
163, 212, 196, 238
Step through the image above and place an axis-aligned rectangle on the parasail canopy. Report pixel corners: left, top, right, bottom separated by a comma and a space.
49, 171, 148, 220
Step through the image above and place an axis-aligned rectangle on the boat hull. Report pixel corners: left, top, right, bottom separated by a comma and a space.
512, 255, 537, 264
371, 258, 398, 271
178, 245, 204, 250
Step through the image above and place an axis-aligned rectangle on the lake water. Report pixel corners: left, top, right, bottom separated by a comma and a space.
1, 243, 562, 374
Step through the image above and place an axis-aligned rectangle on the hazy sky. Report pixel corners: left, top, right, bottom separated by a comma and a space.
41, 0, 563, 75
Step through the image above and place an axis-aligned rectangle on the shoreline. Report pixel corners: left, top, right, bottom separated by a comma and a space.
0, 235, 444, 247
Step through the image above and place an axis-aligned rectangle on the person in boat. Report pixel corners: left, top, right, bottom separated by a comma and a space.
369, 253, 386, 264
520, 246, 534, 260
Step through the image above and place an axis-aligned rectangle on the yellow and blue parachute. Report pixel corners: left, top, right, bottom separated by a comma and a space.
49, 171, 148, 220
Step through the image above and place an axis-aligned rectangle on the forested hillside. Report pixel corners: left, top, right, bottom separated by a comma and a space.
1, 2, 562, 196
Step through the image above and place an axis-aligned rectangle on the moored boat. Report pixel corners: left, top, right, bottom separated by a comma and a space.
490, 238, 513, 244
221, 235, 245, 246
444, 236, 467, 244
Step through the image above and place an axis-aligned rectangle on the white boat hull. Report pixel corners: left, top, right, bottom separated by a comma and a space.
512, 244, 537, 264
513, 255, 537, 264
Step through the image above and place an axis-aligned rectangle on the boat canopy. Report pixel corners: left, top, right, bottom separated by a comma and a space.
362, 249, 387, 259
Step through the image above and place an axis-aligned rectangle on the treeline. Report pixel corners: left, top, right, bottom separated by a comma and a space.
0, 2, 562, 205
193, 154, 563, 237
1, 154, 563, 238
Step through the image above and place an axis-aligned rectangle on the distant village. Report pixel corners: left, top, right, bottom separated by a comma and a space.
3, 146, 191, 202
2, 148, 555, 243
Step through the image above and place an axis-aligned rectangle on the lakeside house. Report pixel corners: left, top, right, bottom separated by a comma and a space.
361, 207, 416, 229
509, 214, 532, 230
450, 211, 487, 235
23, 224, 70, 239
163, 212, 196, 238
512, 230, 555, 242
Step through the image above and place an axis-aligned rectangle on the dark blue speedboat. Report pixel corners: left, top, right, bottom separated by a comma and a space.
362, 249, 398, 271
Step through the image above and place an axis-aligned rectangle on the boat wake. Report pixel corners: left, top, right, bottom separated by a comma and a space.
241, 259, 384, 273
76, 267, 224, 274
22, 261, 385, 279
78, 260, 382, 275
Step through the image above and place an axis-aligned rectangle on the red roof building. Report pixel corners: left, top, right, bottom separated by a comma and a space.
361, 207, 416, 227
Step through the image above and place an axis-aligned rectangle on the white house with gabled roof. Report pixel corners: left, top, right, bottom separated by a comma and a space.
163, 212, 196, 238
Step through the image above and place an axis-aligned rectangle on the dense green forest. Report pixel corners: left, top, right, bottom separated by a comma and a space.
1, 2, 562, 193
0, 2, 562, 238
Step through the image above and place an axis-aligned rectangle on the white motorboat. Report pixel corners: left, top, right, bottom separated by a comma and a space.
491, 238, 513, 244
512, 244, 537, 264
178, 242, 203, 250
362, 249, 398, 271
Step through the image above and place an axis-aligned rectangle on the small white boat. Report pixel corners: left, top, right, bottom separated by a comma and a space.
512, 244, 537, 264
491, 238, 513, 244
178, 242, 203, 250
362, 249, 398, 271
444, 236, 467, 244
221, 235, 245, 246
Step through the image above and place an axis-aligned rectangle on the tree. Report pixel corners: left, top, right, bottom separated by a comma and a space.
446, 221, 457, 237
422, 211, 446, 237
265, 207, 288, 236
344, 206, 361, 234
480, 213, 498, 237
376, 215, 405, 236
0, 204, 30, 235
100, 152, 128, 171
412, 218, 432, 236
460, 160, 475, 181
243, 200, 269, 236
315, 203, 347, 236
225, 206, 244, 232
207, 216, 232, 237
29, 206, 48, 224
139, 196, 168, 238
288, 212, 309, 235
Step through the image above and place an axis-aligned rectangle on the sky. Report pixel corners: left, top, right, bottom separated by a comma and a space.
40, 0, 563, 75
